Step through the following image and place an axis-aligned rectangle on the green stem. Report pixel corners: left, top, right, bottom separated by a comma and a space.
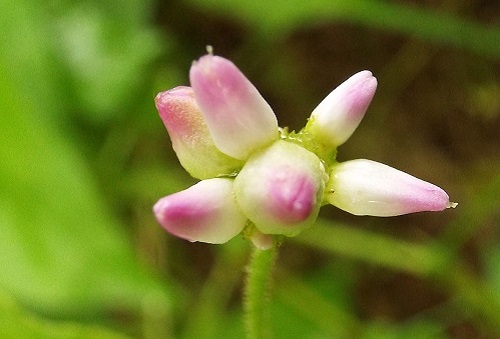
244, 245, 278, 339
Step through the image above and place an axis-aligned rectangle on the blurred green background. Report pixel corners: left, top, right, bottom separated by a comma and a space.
1, 0, 499, 338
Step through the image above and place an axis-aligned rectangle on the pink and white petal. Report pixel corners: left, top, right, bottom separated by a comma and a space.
154, 178, 247, 244
190, 55, 278, 160
326, 159, 457, 216
155, 86, 243, 179
306, 71, 377, 151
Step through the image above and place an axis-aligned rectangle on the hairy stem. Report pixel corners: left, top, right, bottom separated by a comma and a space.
244, 245, 278, 339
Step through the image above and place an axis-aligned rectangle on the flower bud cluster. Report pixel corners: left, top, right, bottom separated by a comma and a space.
153, 53, 456, 245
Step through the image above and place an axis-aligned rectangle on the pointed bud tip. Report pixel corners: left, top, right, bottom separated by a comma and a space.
359, 72, 378, 96
154, 86, 193, 111
351, 70, 375, 84
447, 202, 458, 209
342, 70, 378, 113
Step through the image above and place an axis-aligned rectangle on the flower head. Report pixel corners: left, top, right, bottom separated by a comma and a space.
153, 53, 456, 245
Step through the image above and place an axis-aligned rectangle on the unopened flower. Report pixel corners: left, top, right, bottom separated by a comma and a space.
155, 86, 243, 179
234, 140, 327, 237
154, 178, 246, 244
327, 159, 456, 216
190, 55, 278, 160
305, 71, 377, 157
153, 52, 456, 245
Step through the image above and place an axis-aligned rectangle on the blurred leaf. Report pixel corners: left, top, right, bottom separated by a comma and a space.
53, 0, 164, 124
485, 247, 500, 297
0, 0, 170, 322
466, 82, 500, 120
187, 0, 500, 58
0, 291, 129, 339
180, 240, 248, 339
274, 268, 449, 338
294, 220, 500, 331
294, 219, 441, 275
439, 169, 500, 256
274, 268, 362, 337
360, 319, 446, 339
0, 0, 63, 121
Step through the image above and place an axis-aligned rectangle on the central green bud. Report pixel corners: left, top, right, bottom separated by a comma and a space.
234, 140, 328, 237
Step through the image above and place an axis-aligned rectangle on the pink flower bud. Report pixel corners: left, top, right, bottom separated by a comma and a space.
326, 159, 457, 216
189, 55, 278, 160
234, 140, 327, 237
306, 71, 377, 150
153, 178, 247, 244
155, 86, 243, 179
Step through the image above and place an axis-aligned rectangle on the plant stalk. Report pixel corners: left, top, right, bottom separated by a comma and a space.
244, 245, 278, 339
